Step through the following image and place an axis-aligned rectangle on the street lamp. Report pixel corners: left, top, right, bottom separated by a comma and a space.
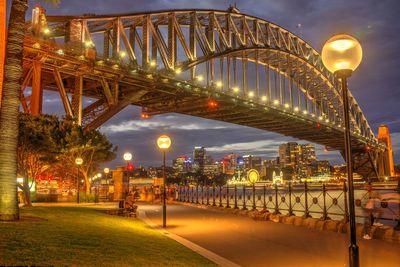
157, 135, 172, 228
123, 152, 133, 194
322, 34, 362, 267
104, 167, 110, 184
75, 157, 83, 204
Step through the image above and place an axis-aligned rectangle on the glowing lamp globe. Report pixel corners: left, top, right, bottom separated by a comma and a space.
97, 173, 102, 178
321, 34, 362, 74
75, 157, 83, 165
104, 168, 110, 174
123, 152, 132, 161
157, 135, 172, 149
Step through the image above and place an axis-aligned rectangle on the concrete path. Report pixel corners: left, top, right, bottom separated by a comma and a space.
139, 203, 400, 267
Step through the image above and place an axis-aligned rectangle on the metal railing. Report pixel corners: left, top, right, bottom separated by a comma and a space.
176, 182, 400, 224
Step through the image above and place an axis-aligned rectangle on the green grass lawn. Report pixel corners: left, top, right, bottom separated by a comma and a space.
0, 205, 216, 266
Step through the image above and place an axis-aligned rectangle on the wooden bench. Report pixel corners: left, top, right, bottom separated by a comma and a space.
101, 205, 138, 218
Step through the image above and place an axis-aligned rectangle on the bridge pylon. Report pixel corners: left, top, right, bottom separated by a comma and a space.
377, 124, 395, 177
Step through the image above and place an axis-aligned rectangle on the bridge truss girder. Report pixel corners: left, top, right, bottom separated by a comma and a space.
18, 7, 392, 178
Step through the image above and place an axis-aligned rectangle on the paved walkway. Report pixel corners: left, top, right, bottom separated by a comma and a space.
139, 203, 400, 267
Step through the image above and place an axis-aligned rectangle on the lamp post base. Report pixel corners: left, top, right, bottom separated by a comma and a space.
349, 244, 359, 267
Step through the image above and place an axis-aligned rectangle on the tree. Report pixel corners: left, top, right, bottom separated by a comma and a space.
0, 0, 60, 220
17, 113, 60, 206
0, 0, 28, 221
56, 123, 117, 195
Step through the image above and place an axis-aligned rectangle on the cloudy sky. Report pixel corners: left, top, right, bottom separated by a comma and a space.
8, 0, 400, 167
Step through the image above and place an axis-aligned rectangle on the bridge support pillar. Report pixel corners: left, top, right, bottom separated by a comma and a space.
377, 125, 395, 177
72, 76, 83, 125
31, 61, 43, 116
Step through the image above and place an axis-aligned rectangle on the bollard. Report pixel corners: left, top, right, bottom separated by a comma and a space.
343, 180, 349, 222
303, 181, 310, 218
274, 183, 280, 214
234, 184, 238, 209
288, 182, 293, 216
226, 185, 231, 208
242, 185, 248, 210
219, 186, 223, 207
252, 183, 256, 210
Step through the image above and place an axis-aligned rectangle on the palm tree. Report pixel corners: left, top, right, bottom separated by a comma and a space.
0, 0, 58, 221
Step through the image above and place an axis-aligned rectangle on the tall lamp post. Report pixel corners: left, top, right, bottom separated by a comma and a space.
104, 168, 110, 184
123, 152, 133, 194
75, 157, 83, 204
322, 34, 363, 267
104, 167, 110, 201
157, 135, 172, 228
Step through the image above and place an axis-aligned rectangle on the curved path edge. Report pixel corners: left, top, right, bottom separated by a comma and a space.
138, 205, 241, 267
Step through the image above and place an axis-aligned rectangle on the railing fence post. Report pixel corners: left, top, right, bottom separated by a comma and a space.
288, 182, 293, 216
263, 185, 267, 211
274, 183, 280, 214
212, 185, 216, 206
201, 185, 204, 205
234, 184, 238, 209
219, 186, 223, 207
322, 183, 329, 220
242, 185, 247, 210
196, 185, 199, 204
226, 185, 231, 208
206, 185, 210, 205
343, 180, 349, 222
252, 183, 256, 210
304, 181, 310, 218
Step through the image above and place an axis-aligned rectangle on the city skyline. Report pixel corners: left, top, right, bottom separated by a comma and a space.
12, 0, 400, 168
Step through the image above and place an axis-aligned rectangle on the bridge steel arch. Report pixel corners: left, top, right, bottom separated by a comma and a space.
18, 7, 392, 178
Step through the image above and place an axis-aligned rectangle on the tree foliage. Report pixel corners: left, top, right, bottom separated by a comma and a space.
17, 113, 117, 204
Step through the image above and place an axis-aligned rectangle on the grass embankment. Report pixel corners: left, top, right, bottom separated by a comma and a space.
0, 206, 215, 266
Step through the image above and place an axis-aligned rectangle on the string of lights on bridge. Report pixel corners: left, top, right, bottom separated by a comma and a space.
34, 18, 375, 146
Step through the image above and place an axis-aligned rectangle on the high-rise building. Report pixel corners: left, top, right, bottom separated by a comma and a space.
203, 155, 217, 175
317, 160, 331, 174
173, 156, 192, 174
278, 142, 300, 169
193, 147, 206, 172
243, 155, 262, 172
278, 142, 317, 178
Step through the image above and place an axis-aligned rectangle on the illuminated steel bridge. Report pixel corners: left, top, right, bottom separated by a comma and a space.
16, 6, 394, 178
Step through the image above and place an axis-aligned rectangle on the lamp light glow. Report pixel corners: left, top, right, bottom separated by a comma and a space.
75, 157, 83, 165
123, 152, 133, 161
104, 168, 110, 174
157, 135, 172, 149
233, 86, 239, 93
321, 34, 362, 73
261, 96, 267, 101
